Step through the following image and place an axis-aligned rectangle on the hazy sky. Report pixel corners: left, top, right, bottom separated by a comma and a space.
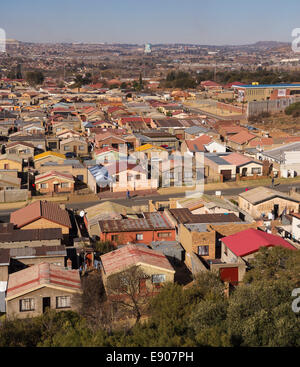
0, 0, 300, 45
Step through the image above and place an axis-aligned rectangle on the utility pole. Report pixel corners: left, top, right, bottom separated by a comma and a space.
214, 60, 217, 82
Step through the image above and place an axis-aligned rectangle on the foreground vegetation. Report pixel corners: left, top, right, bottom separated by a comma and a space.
0, 247, 299, 347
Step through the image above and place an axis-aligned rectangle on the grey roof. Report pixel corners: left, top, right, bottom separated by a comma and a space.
42, 159, 84, 168
9, 245, 66, 258
261, 142, 300, 163
0, 289, 6, 312
205, 153, 231, 165
151, 241, 183, 250
185, 126, 209, 134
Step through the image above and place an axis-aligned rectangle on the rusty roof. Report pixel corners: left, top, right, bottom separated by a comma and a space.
169, 208, 242, 224
9, 245, 66, 258
99, 212, 174, 233
10, 200, 71, 229
0, 226, 63, 242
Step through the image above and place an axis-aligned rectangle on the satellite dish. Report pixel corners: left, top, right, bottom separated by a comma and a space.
79, 210, 85, 217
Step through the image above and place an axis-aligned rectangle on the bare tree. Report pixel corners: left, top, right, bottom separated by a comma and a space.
106, 266, 151, 324
73, 271, 114, 332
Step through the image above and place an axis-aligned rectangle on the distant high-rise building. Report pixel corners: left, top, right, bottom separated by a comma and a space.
144, 43, 151, 54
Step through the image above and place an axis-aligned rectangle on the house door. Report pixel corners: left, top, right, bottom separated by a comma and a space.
241, 167, 247, 177
54, 184, 59, 193
73, 145, 77, 153
273, 204, 279, 219
139, 279, 147, 294
219, 267, 239, 285
221, 170, 232, 181
43, 297, 51, 313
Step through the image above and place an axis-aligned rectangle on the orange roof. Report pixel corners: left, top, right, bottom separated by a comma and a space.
221, 152, 253, 166
10, 200, 71, 229
186, 135, 212, 152
228, 131, 257, 144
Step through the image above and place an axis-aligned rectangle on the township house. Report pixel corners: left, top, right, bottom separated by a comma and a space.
34, 151, 65, 170
225, 130, 258, 151
0, 154, 23, 171
5, 142, 35, 160
5, 262, 81, 319
0, 244, 66, 283
100, 244, 175, 296
0, 172, 21, 190
204, 152, 263, 182
59, 137, 89, 156
9, 134, 46, 151
10, 200, 72, 238
87, 162, 157, 193
0, 223, 63, 249
98, 212, 176, 246
219, 228, 297, 284
238, 186, 300, 219
83, 201, 136, 237
35, 171, 75, 194
94, 132, 128, 150
38, 159, 88, 184
167, 208, 243, 260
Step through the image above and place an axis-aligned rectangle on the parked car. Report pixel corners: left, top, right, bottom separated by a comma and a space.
65, 152, 77, 158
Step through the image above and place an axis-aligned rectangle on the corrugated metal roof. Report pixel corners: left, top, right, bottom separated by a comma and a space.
99, 212, 174, 233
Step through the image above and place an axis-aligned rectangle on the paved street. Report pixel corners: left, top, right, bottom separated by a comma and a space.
0, 182, 298, 223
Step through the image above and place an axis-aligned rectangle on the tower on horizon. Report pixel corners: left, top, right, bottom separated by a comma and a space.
144, 43, 151, 54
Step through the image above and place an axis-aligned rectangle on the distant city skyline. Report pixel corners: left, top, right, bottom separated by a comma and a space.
0, 0, 300, 45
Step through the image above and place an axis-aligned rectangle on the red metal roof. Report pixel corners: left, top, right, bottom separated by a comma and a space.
100, 244, 174, 276
222, 228, 296, 257
35, 170, 74, 182
6, 262, 81, 298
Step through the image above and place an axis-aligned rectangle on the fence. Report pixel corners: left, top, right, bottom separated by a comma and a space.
247, 97, 296, 117
0, 189, 29, 203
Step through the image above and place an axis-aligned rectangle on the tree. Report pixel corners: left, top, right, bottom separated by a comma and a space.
93, 240, 115, 255
25, 71, 44, 86
139, 73, 143, 89
243, 246, 300, 287
106, 266, 151, 324
16, 63, 22, 79
72, 271, 115, 332
226, 279, 300, 346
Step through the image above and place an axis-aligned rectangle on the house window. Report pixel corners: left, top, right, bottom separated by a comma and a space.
135, 174, 141, 180
20, 298, 35, 312
251, 167, 261, 174
127, 174, 133, 181
61, 182, 70, 188
157, 232, 171, 238
76, 175, 84, 181
78, 145, 85, 151
198, 245, 209, 256
56, 296, 71, 309
152, 274, 166, 284
224, 245, 228, 256
64, 146, 70, 151
40, 183, 48, 189
136, 233, 143, 240
111, 234, 119, 242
